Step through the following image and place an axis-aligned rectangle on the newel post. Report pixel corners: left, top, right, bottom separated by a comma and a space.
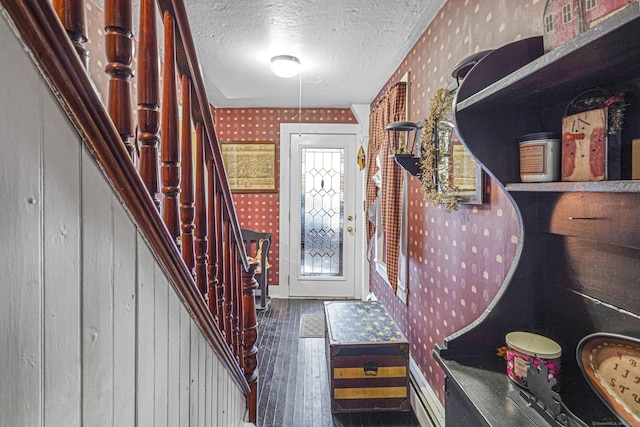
242, 260, 259, 424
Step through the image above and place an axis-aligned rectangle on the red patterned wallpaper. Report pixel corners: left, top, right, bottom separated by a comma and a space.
370, 0, 546, 405
213, 108, 357, 287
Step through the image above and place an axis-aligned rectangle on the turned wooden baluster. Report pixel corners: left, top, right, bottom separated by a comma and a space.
242, 259, 259, 424
207, 158, 220, 324
236, 258, 245, 367
194, 122, 208, 298
215, 178, 227, 338
161, 11, 180, 243
224, 219, 234, 346
233, 245, 242, 361
180, 75, 195, 277
137, 0, 160, 208
104, 0, 135, 159
53, 0, 89, 69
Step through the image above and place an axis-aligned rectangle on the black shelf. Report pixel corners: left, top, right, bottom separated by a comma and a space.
506, 180, 640, 193
436, 6, 640, 427
435, 350, 619, 426
456, 4, 640, 112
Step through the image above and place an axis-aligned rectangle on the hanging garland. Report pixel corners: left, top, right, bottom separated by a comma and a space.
419, 87, 460, 212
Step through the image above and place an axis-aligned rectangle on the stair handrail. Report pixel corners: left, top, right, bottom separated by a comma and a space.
0, 0, 255, 415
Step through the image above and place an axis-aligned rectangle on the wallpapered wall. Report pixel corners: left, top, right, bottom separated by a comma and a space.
370, 0, 546, 405
213, 108, 357, 287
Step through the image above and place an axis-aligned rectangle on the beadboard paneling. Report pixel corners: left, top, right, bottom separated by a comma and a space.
0, 11, 247, 427
0, 15, 43, 426
82, 148, 115, 426
42, 66, 82, 427
137, 237, 156, 425
113, 204, 137, 427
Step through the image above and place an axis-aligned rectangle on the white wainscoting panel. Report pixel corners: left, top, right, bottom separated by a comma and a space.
179, 303, 192, 425
113, 203, 137, 427
0, 15, 44, 426
82, 147, 115, 426
168, 287, 181, 426
137, 235, 156, 425
0, 9, 248, 427
154, 265, 169, 427
42, 68, 82, 427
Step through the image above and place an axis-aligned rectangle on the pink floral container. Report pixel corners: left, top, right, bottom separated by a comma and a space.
505, 331, 562, 390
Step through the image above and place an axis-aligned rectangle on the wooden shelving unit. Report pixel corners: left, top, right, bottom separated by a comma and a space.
434, 4, 640, 426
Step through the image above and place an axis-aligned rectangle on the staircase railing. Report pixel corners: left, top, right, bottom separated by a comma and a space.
1, 0, 259, 421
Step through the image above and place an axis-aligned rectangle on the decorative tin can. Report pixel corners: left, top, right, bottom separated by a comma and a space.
518, 132, 560, 182
505, 331, 562, 390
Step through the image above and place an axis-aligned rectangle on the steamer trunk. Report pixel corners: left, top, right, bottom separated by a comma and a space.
324, 301, 410, 413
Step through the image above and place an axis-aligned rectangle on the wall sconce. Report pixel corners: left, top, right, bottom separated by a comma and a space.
385, 120, 423, 177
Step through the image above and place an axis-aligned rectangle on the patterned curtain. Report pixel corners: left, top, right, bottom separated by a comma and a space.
365, 82, 406, 293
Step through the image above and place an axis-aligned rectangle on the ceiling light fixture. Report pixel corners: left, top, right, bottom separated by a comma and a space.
270, 55, 300, 78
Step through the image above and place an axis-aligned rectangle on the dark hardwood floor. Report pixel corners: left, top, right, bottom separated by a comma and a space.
255, 299, 421, 427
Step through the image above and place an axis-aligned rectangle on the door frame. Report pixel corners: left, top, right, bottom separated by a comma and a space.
279, 123, 365, 299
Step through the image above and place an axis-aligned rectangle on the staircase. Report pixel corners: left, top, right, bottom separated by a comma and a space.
0, 1, 259, 425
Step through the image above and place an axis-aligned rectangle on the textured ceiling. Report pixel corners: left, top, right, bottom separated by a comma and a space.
183, 0, 445, 108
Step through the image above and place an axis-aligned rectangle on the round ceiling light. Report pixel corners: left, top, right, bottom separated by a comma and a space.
270, 55, 300, 78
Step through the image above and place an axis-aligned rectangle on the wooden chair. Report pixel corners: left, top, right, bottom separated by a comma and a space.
241, 228, 272, 310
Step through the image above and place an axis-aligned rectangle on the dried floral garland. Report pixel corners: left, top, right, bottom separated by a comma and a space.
419, 87, 460, 212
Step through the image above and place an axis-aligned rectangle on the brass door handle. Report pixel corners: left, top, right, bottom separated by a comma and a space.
347, 226, 353, 232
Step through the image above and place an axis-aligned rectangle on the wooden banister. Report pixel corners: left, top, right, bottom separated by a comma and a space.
224, 219, 233, 346
214, 177, 227, 339
207, 158, 220, 325
52, 0, 88, 68
137, 0, 160, 208
156, 0, 250, 273
180, 75, 195, 278
161, 10, 180, 243
104, 0, 135, 159
233, 245, 242, 362
194, 121, 208, 299
2, 0, 258, 422
242, 260, 259, 423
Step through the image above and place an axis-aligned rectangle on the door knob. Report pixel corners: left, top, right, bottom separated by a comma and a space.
347, 226, 353, 232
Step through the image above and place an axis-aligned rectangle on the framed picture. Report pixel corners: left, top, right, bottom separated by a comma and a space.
220, 141, 278, 192
450, 138, 483, 204
436, 121, 483, 205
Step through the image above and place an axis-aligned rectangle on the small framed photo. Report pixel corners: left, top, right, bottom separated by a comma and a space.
436, 121, 483, 205
450, 138, 484, 204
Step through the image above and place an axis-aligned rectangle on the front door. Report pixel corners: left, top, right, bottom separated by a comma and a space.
283, 126, 358, 298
